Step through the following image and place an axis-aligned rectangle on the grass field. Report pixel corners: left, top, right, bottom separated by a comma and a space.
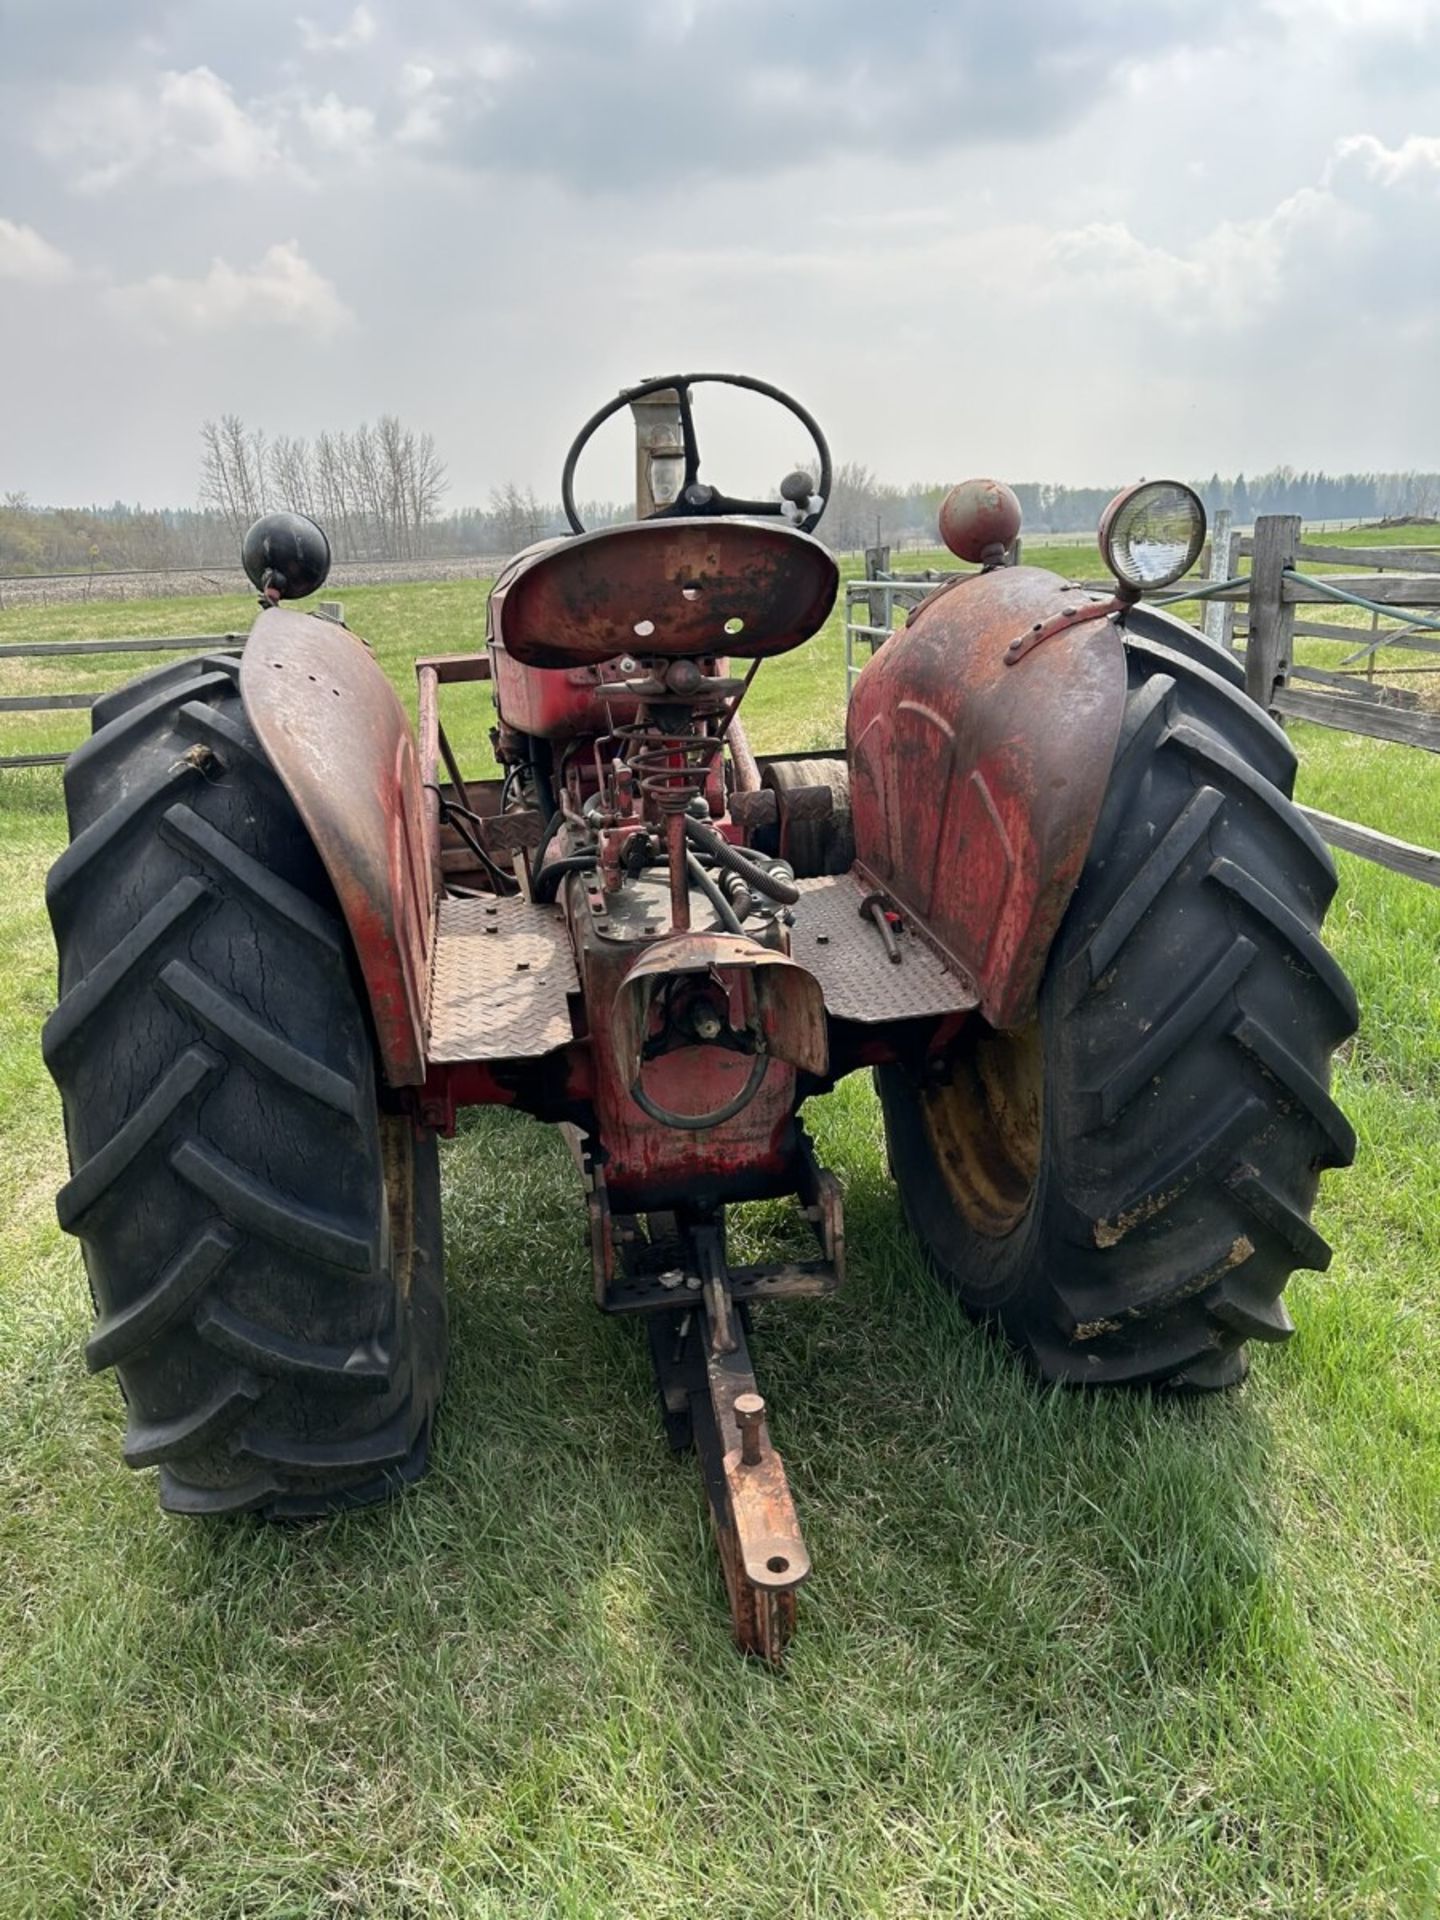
1, 532, 1437, 1917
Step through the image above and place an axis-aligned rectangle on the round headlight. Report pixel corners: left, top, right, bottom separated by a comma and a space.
241, 511, 332, 600
1097, 481, 1206, 595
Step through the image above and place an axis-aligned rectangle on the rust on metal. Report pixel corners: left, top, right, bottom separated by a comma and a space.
938, 478, 1023, 565
225, 384, 1161, 1664
610, 930, 829, 1093
787, 876, 976, 1022
847, 564, 1127, 1031
640, 1218, 813, 1663
241, 607, 431, 1085
1003, 592, 1119, 665
705, 1307, 810, 1658
489, 518, 838, 668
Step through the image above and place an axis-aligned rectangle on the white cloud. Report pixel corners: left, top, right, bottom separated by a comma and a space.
1265, 0, 1440, 29
394, 63, 448, 146
107, 241, 353, 341
299, 91, 377, 154
1040, 136, 1435, 332
42, 66, 288, 192
297, 5, 378, 53
391, 42, 529, 145
1329, 131, 1440, 192
0, 216, 74, 283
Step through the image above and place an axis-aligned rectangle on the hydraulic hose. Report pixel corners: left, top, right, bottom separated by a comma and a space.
686, 852, 745, 935
629, 1051, 770, 1131
532, 851, 596, 904
531, 808, 564, 873
683, 815, 799, 905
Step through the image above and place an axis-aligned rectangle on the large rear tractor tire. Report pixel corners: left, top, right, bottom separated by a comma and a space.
878, 613, 1358, 1389
43, 653, 447, 1514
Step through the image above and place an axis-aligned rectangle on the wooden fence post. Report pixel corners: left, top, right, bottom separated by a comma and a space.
1219, 518, 1241, 653
1202, 508, 1232, 650
864, 544, 891, 647
1245, 514, 1299, 711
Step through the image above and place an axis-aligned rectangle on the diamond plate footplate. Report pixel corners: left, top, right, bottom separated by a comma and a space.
788, 875, 977, 1023
427, 896, 579, 1062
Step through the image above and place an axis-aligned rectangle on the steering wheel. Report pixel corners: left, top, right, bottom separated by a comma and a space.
561, 371, 832, 537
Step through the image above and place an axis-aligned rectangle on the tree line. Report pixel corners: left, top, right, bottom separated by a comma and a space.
199, 414, 448, 562
4, 433, 1440, 576
820, 464, 1440, 549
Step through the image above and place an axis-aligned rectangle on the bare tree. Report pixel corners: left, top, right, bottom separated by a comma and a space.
407, 431, 447, 554
822, 460, 884, 553
268, 435, 318, 524
312, 431, 354, 558
488, 481, 546, 553
198, 413, 450, 561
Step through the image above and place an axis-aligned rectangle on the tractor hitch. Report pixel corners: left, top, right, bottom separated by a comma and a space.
645, 1234, 812, 1665
579, 1134, 841, 1662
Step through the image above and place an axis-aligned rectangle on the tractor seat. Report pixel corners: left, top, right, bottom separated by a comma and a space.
488, 517, 839, 670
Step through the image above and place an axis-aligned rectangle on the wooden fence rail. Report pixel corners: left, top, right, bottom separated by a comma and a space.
0, 632, 248, 769
0, 607, 340, 770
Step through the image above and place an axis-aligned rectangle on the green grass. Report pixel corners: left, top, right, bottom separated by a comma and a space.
1, 537, 1438, 1917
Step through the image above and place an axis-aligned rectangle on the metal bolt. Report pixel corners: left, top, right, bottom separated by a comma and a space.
734, 1393, 766, 1467
689, 1001, 723, 1043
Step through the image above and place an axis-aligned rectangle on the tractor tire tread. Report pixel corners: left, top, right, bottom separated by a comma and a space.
880, 626, 1356, 1390
89, 653, 241, 732
46, 657, 445, 1515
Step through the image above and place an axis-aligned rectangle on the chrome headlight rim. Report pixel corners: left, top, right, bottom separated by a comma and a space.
1098, 480, 1207, 595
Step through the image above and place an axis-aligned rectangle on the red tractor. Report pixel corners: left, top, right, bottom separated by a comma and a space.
43, 373, 1357, 1661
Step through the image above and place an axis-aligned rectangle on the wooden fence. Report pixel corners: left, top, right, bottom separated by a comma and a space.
0, 632, 247, 769
845, 519, 1440, 886
0, 605, 343, 770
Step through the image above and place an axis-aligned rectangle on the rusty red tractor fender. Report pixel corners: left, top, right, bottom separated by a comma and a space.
43, 393, 1356, 1666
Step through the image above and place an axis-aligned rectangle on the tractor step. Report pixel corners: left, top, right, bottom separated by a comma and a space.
426, 894, 578, 1062
788, 875, 978, 1022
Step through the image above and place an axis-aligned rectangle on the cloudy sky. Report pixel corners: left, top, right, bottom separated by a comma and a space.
3, 0, 1440, 510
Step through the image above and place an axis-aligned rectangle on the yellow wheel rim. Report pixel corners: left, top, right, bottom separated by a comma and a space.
919, 1020, 1044, 1239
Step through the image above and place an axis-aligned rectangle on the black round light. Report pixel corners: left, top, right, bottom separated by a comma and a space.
241, 512, 332, 600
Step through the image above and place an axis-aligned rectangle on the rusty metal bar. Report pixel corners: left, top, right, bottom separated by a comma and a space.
646, 1273, 809, 1663
416, 663, 442, 885
666, 811, 690, 932
726, 713, 761, 793
436, 723, 475, 817
702, 1304, 809, 1664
